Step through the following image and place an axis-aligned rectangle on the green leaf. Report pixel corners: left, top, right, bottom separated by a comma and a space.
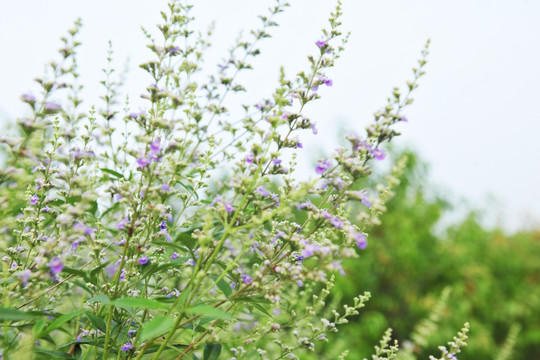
139, 316, 175, 342
113, 297, 170, 311
203, 343, 222, 360
186, 306, 233, 320
87, 294, 112, 305
100, 168, 124, 179
215, 278, 232, 298
86, 312, 107, 332
0, 308, 42, 321
32, 319, 46, 338
34, 349, 75, 359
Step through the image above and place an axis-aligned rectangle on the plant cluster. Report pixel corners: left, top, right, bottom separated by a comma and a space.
0, 1, 469, 359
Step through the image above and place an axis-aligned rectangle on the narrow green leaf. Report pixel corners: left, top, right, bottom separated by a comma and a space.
216, 278, 232, 298
100, 168, 124, 179
139, 316, 175, 342
113, 297, 169, 311
86, 312, 106, 332
0, 308, 42, 321
186, 306, 233, 320
87, 294, 112, 305
34, 349, 75, 359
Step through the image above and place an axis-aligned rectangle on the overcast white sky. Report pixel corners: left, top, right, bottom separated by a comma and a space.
1, 0, 539, 232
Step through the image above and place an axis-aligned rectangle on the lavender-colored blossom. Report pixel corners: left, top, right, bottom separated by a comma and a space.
160, 221, 167, 231
241, 274, 253, 284
49, 257, 63, 275
332, 261, 346, 276
138, 256, 149, 265
168, 46, 180, 54
297, 142, 303, 148
315, 159, 331, 175
116, 216, 129, 230
354, 232, 368, 249
245, 153, 254, 164
22, 93, 36, 102
160, 184, 170, 191
137, 157, 151, 167
256, 186, 271, 197
185, 259, 196, 266
330, 217, 343, 229
224, 201, 234, 213
150, 138, 161, 154
316, 39, 326, 48
373, 148, 386, 160
44, 102, 61, 111
400, 116, 408, 122
29, 194, 39, 205
171, 252, 179, 260
272, 158, 282, 166
357, 190, 372, 208
19, 269, 31, 286
310, 122, 318, 135
121, 342, 133, 351
321, 210, 332, 220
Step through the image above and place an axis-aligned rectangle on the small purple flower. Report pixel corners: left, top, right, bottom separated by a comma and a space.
171, 252, 179, 260
297, 142, 303, 148
330, 217, 343, 229
160, 220, 167, 231
224, 201, 234, 213
315, 159, 331, 175
137, 157, 151, 167
354, 232, 368, 249
297, 280, 304, 287
241, 274, 253, 284
400, 116, 408, 122
150, 138, 161, 154
316, 39, 326, 48
116, 216, 129, 230
168, 46, 180, 54
121, 342, 133, 351
310, 122, 318, 135
44, 102, 61, 111
22, 93, 36, 102
245, 153, 254, 164
19, 269, 31, 286
373, 148, 386, 160
160, 184, 170, 191
272, 158, 282, 166
256, 186, 271, 197
185, 259, 196, 266
321, 210, 332, 220
332, 261, 346, 276
358, 190, 372, 208
49, 257, 63, 275
138, 256, 149, 265
29, 194, 39, 205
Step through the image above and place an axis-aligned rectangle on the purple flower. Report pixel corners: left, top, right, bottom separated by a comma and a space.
245, 153, 254, 164
160, 221, 167, 231
357, 190, 372, 208
49, 257, 63, 275
19, 269, 31, 286
332, 261, 346, 276
185, 259, 196, 266
256, 186, 271, 197
330, 217, 343, 229
400, 116, 408, 122
315, 159, 331, 175
138, 256, 149, 265
171, 252, 179, 260
44, 102, 61, 111
116, 216, 129, 230
241, 274, 253, 284
168, 46, 180, 54
272, 158, 282, 166
160, 184, 170, 191
297, 142, 303, 148
121, 342, 133, 351
150, 138, 161, 154
316, 39, 326, 48
224, 201, 234, 213
321, 210, 332, 220
137, 157, 151, 167
373, 148, 386, 160
354, 232, 368, 249
22, 93, 36, 102
310, 122, 318, 135
29, 194, 39, 205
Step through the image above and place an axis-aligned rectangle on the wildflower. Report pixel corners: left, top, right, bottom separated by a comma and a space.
400, 116, 408, 122
373, 148, 386, 160
185, 259, 196, 266
138, 256, 149, 265
224, 201, 234, 213
160, 184, 170, 191
245, 153, 254, 164
168, 46, 180, 54
272, 158, 282, 166
330, 217, 343, 229
241, 274, 253, 284
22, 93, 36, 103
44, 102, 61, 111
29, 194, 39, 205
171, 252, 179, 260
310, 122, 318, 135
121, 342, 133, 351
297, 142, 303, 148
256, 186, 271, 197
49, 257, 63, 275
316, 39, 326, 48
354, 232, 368, 249
137, 157, 151, 167
116, 216, 129, 230
315, 159, 331, 175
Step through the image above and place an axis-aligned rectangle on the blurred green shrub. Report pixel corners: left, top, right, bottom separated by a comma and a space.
319, 150, 540, 359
